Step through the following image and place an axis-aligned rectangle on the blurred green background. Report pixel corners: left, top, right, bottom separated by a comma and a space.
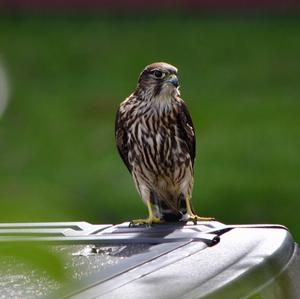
0, 15, 299, 240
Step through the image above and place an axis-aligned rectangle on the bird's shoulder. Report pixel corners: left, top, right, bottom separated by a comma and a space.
174, 96, 196, 165
115, 97, 134, 173
118, 94, 139, 115
115, 95, 136, 136
173, 97, 192, 120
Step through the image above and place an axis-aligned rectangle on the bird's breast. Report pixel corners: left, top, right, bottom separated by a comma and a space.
127, 111, 190, 174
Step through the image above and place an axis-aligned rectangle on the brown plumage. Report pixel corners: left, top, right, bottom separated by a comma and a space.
115, 62, 213, 225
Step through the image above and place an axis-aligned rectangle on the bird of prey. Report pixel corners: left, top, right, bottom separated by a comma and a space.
115, 62, 213, 225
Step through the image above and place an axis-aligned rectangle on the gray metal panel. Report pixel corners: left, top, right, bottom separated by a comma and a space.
256, 245, 300, 299
0, 221, 297, 299
0, 221, 222, 246
58, 241, 196, 299
87, 227, 294, 299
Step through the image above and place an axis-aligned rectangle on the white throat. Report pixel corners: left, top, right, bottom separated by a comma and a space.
150, 85, 180, 113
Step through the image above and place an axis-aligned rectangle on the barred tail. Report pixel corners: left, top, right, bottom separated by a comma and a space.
150, 192, 188, 222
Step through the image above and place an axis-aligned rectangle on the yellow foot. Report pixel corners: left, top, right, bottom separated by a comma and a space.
186, 214, 215, 225
129, 216, 162, 226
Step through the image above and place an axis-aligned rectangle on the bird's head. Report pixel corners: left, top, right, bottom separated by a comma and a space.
135, 62, 180, 98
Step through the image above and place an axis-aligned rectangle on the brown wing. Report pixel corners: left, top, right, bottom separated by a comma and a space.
178, 101, 196, 167
115, 107, 132, 173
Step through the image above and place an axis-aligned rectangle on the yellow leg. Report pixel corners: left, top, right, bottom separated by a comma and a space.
130, 200, 162, 226
185, 195, 215, 224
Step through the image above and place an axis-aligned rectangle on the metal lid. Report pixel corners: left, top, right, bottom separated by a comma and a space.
0, 221, 296, 299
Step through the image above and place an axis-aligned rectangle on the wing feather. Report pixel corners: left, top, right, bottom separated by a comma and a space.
115, 107, 132, 173
178, 101, 196, 167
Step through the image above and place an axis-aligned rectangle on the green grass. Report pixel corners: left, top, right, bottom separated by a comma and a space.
0, 15, 299, 240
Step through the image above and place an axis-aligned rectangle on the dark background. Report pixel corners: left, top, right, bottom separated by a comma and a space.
0, 3, 299, 240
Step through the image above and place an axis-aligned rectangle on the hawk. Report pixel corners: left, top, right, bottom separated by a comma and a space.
115, 62, 213, 225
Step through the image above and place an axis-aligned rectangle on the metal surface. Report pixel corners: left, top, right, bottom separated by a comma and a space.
68, 226, 295, 299
0, 243, 152, 299
0, 221, 298, 299
0, 221, 224, 246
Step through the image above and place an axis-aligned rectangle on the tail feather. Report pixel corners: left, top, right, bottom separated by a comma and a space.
150, 191, 188, 222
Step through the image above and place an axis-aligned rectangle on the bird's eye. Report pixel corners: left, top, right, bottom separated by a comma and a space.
153, 70, 163, 78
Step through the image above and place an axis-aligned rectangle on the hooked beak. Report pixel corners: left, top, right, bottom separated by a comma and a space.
165, 74, 179, 88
